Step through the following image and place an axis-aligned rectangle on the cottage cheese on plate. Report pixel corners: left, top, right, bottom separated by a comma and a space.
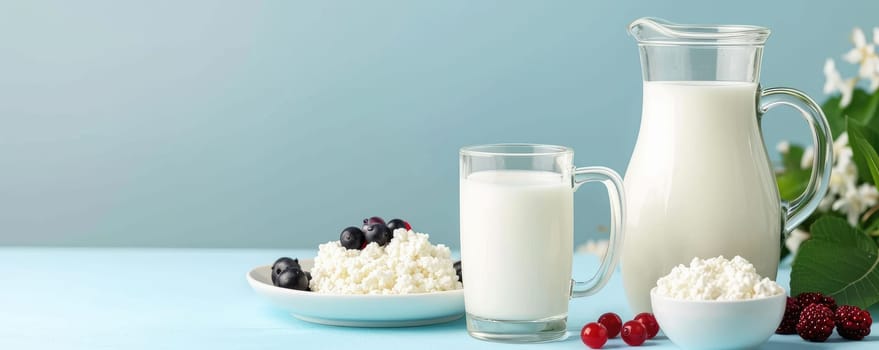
309, 229, 462, 294
655, 255, 784, 301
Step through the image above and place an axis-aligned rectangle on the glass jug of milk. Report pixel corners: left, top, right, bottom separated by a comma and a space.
622, 18, 833, 312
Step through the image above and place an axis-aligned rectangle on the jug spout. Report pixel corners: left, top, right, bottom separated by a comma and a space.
628, 17, 770, 82
628, 17, 770, 46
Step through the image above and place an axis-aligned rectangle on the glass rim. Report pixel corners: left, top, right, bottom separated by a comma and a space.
459, 143, 573, 157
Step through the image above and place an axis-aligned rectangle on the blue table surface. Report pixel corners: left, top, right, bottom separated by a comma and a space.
1, 247, 876, 349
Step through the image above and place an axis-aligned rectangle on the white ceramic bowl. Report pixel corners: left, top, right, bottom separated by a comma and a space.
650, 288, 786, 350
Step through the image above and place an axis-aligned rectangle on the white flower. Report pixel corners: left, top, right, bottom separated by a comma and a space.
824, 58, 841, 94
785, 228, 811, 255
576, 239, 609, 259
826, 133, 857, 198
818, 194, 835, 211
832, 184, 860, 225
776, 141, 790, 154
829, 161, 856, 197
823, 59, 857, 107
801, 146, 814, 169
832, 183, 879, 226
805, 133, 860, 216
842, 28, 875, 69
843, 27, 879, 92
858, 182, 879, 209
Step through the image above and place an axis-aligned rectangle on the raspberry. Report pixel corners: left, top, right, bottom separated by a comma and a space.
776, 297, 801, 334
796, 304, 835, 342
796, 292, 837, 311
834, 305, 872, 340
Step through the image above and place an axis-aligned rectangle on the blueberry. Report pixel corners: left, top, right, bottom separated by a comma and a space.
453, 260, 462, 283
272, 257, 300, 283
340, 226, 366, 250
364, 223, 393, 246
362, 216, 385, 232
386, 218, 410, 232
276, 267, 310, 291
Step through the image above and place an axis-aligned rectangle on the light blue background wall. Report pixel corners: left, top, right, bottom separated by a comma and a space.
2, 0, 877, 248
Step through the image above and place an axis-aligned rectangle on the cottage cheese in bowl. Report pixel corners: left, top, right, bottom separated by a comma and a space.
310, 229, 462, 295
654, 255, 784, 301
650, 256, 787, 349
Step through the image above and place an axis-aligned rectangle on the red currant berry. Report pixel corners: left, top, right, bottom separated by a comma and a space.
621, 320, 647, 346
633, 312, 660, 339
580, 322, 608, 349
597, 312, 622, 338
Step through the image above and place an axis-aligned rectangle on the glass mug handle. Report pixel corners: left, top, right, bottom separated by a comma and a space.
570, 166, 626, 298
759, 88, 833, 233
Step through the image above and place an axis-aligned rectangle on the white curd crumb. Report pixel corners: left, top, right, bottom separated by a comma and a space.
309, 229, 463, 295
655, 255, 784, 301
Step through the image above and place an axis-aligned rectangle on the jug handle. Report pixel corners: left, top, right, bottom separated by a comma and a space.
759, 87, 833, 233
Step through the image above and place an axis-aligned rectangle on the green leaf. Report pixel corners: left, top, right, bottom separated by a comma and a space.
847, 88, 879, 130
776, 170, 810, 201
865, 214, 879, 236
791, 216, 879, 309
780, 145, 805, 173
776, 144, 811, 202
847, 118, 879, 186
822, 95, 845, 139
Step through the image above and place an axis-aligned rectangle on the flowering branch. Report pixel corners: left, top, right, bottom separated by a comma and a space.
824, 27, 879, 108
778, 26, 879, 255
774, 26, 879, 309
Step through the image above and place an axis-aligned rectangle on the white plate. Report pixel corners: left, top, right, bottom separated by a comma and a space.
246, 259, 465, 327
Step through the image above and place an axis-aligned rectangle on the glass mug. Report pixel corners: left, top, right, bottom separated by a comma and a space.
459, 144, 625, 343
